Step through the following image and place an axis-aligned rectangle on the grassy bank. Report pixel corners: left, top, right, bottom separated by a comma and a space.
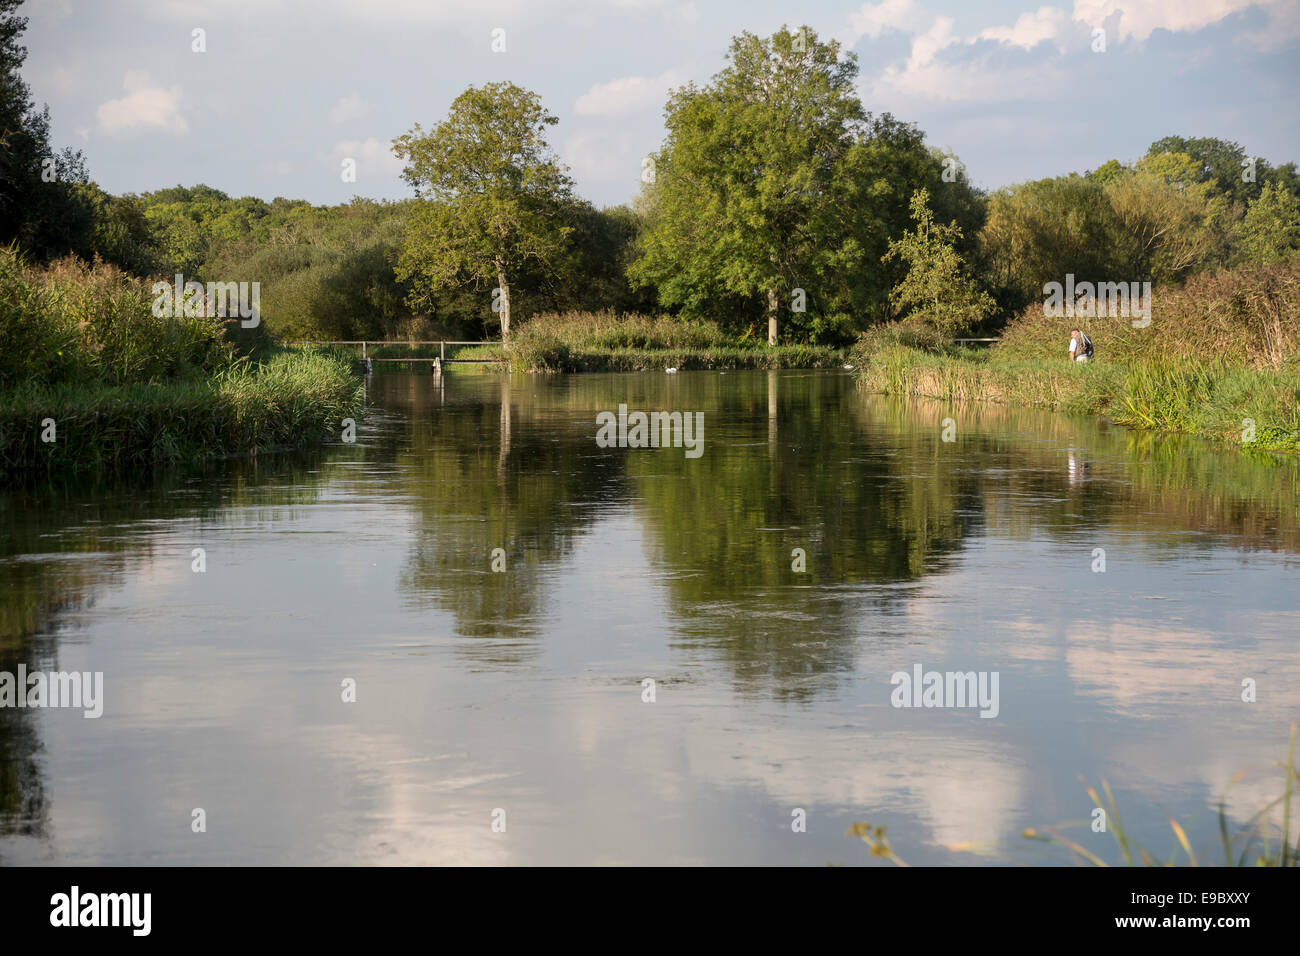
506, 311, 843, 372
0, 248, 364, 477
851, 259, 1300, 451
2, 350, 363, 477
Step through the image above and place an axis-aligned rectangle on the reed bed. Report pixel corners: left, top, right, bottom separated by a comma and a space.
507, 310, 842, 371
0, 245, 365, 476
851, 257, 1300, 451
1, 350, 363, 477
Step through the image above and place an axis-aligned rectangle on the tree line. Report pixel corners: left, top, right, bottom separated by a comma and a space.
3, 10, 1298, 347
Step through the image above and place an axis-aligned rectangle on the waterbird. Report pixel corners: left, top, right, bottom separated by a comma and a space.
843, 364, 855, 370
665, 367, 678, 374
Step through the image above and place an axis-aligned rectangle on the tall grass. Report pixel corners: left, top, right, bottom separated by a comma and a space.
851, 725, 1300, 867
994, 257, 1300, 370
0, 246, 365, 475
1, 349, 363, 477
851, 256, 1300, 451
0, 246, 230, 389
508, 310, 843, 371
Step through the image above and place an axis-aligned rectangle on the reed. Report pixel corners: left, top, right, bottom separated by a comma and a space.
507, 311, 842, 371
1, 349, 363, 477
851, 257, 1300, 452
851, 724, 1300, 866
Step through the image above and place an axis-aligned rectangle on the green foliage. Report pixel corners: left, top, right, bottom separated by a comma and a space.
0, 349, 363, 477
393, 82, 574, 339
505, 310, 842, 371
882, 189, 995, 337
856, 256, 1300, 452
1239, 182, 1300, 264
0, 246, 229, 390
1147, 135, 1266, 206
995, 255, 1300, 370
630, 26, 954, 343
978, 174, 1127, 313
0, 0, 93, 262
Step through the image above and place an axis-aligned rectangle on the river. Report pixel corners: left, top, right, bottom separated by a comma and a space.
1, 368, 1296, 865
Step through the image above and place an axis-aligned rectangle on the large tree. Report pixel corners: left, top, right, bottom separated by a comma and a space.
630, 27, 869, 345
0, 0, 90, 259
1145, 136, 1263, 207
393, 83, 574, 340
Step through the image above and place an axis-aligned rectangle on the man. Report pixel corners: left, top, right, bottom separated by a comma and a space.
1068, 327, 1094, 363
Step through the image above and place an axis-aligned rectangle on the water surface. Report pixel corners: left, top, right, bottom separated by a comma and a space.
1, 369, 1296, 865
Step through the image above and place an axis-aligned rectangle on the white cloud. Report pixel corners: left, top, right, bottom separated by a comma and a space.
562, 128, 652, 184
96, 71, 187, 134
329, 91, 372, 124
977, 6, 1070, 51
906, 16, 958, 70
873, 59, 1059, 102
842, 0, 930, 45
574, 69, 685, 117
1071, 0, 1260, 43
324, 137, 404, 179
847, 0, 1296, 106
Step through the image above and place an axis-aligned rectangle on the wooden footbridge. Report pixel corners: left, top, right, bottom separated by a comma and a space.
284, 340, 503, 370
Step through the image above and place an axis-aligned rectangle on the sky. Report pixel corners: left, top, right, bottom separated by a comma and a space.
21, 0, 1300, 209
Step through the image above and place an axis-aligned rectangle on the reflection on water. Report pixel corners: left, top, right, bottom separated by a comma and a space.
0, 369, 1296, 864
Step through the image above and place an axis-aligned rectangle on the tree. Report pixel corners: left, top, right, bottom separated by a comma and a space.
0, 0, 90, 260
1239, 182, 1300, 264
883, 188, 994, 337
1146, 136, 1264, 206
629, 27, 869, 344
978, 175, 1125, 313
393, 83, 574, 341
1104, 153, 1235, 282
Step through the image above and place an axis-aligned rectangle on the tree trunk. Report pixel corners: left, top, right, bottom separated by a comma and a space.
767, 288, 778, 346
496, 269, 511, 341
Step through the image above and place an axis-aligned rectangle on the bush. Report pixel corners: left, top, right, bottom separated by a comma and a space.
0, 246, 230, 389
994, 256, 1300, 370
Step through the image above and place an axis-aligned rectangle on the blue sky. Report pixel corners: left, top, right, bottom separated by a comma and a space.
23, 0, 1300, 208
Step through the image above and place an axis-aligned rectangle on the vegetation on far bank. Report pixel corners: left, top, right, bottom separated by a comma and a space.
850, 257, 1300, 451
4, 0, 1300, 443
0, 247, 363, 477
504, 311, 841, 371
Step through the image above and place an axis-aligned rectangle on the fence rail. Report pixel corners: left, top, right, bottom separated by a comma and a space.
284, 340, 504, 365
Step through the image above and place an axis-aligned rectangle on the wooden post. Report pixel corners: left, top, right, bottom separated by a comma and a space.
441, 341, 445, 364
362, 341, 367, 360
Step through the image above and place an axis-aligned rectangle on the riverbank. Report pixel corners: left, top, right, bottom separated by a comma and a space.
505, 311, 843, 372
851, 259, 1300, 452
0, 250, 364, 477
1, 350, 364, 477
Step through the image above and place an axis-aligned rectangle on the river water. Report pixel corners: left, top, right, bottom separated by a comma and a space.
1, 369, 1296, 865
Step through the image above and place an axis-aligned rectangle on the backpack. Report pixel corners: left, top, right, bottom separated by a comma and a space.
1079, 331, 1094, 358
